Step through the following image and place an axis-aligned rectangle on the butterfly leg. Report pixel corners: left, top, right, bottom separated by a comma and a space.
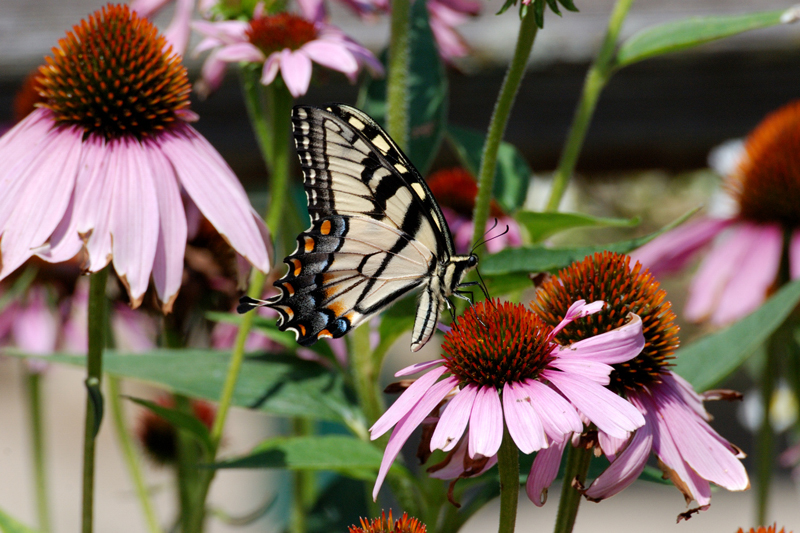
444, 297, 456, 322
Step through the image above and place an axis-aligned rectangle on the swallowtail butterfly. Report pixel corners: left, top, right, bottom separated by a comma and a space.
238, 104, 479, 352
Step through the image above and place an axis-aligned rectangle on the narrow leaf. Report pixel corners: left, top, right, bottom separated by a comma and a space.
447, 125, 532, 213
0, 509, 39, 533
516, 211, 638, 243
616, 10, 788, 67
126, 396, 213, 453
674, 279, 800, 391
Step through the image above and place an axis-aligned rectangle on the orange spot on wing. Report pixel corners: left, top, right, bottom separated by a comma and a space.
304, 237, 314, 252
297, 324, 307, 336
320, 219, 332, 235
284, 283, 295, 296
328, 301, 347, 316
317, 329, 333, 339
291, 258, 302, 276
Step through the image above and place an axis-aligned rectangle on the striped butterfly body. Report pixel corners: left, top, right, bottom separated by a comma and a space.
239, 104, 478, 352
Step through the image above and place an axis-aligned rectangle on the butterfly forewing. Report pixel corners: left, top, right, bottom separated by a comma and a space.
262, 104, 474, 351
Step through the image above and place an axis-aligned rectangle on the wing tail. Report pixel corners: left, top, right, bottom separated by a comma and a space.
410, 287, 440, 352
237, 296, 278, 314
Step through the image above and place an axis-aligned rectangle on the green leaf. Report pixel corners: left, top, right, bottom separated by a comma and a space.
12, 350, 363, 428
616, 10, 788, 67
446, 125, 532, 213
359, 0, 447, 175
481, 207, 698, 275
126, 396, 213, 453
674, 279, 800, 391
0, 509, 39, 533
515, 211, 638, 243
211, 435, 388, 476
307, 476, 369, 532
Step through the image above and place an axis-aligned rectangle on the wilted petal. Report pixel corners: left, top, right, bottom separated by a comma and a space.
526, 439, 567, 506
468, 386, 503, 458
584, 423, 653, 501
431, 384, 477, 451
372, 376, 458, 500
370, 366, 447, 439
502, 382, 546, 454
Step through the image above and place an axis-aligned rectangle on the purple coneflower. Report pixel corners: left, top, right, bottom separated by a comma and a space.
370, 297, 646, 500
130, 0, 198, 55
0, 5, 270, 311
426, 168, 522, 254
348, 511, 426, 533
529, 252, 749, 514
632, 100, 800, 325
193, 11, 382, 98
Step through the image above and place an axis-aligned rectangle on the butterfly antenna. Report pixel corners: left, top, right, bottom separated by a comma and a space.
470, 220, 511, 254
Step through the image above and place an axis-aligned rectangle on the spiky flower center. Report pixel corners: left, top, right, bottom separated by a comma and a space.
533, 252, 679, 395
13, 71, 46, 123
731, 100, 800, 227
37, 4, 191, 140
442, 299, 554, 388
426, 167, 504, 218
247, 13, 317, 57
349, 511, 427, 533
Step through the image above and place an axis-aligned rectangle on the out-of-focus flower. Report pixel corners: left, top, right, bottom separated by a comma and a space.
632, 100, 800, 326
193, 12, 382, 98
529, 252, 749, 515
0, 5, 270, 311
426, 168, 522, 254
136, 394, 216, 464
427, 0, 480, 61
297, 0, 387, 22
130, 0, 197, 55
736, 525, 790, 533
0, 286, 59, 373
370, 298, 646, 500
348, 510, 426, 533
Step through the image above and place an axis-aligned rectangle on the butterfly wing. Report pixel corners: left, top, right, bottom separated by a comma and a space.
269, 104, 454, 349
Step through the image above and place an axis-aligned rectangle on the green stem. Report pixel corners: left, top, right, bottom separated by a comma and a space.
471, 8, 538, 250
107, 376, 161, 533
387, 0, 411, 149
553, 444, 592, 533
27, 372, 51, 533
351, 323, 382, 426
242, 66, 273, 166
497, 423, 519, 533
545, 0, 636, 212
264, 81, 294, 236
291, 418, 314, 533
81, 266, 109, 533
174, 394, 201, 531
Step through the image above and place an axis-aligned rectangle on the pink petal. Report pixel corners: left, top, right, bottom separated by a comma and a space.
11, 288, 58, 355
630, 217, 731, 277
597, 429, 631, 459
372, 376, 458, 500
0, 121, 82, 279
35, 187, 82, 263
215, 42, 266, 63
547, 358, 614, 386
428, 437, 497, 480
370, 366, 447, 438
522, 380, 583, 440
130, 0, 170, 18
302, 40, 358, 74
296, 0, 326, 21
279, 50, 313, 98
111, 303, 157, 352
526, 439, 567, 506
468, 386, 503, 458
502, 382, 547, 454
711, 223, 782, 325
261, 54, 281, 85
76, 137, 117, 272
395, 359, 443, 377
430, 384, 477, 451
555, 313, 644, 366
544, 370, 644, 438
548, 299, 604, 340
791, 230, 800, 280
148, 148, 188, 312
162, 0, 194, 55
160, 124, 270, 272
109, 140, 160, 307
584, 423, 653, 501
192, 20, 249, 44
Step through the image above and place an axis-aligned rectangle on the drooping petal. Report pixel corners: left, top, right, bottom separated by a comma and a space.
526, 439, 567, 506
630, 217, 731, 277
370, 366, 447, 439
430, 384, 477, 452
468, 386, 504, 458
160, 124, 270, 272
555, 313, 645, 366
215, 42, 266, 63
76, 136, 117, 272
544, 370, 644, 438
395, 359, 443, 377
597, 429, 631, 460
372, 376, 458, 500
711, 223, 782, 325
162, 0, 194, 55
522, 380, 583, 440
109, 139, 160, 306
148, 147, 187, 311
547, 358, 614, 386
279, 50, 313, 98
502, 382, 547, 454
0, 121, 83, 279
302, 40, 358, 74
584, 423, 653, 502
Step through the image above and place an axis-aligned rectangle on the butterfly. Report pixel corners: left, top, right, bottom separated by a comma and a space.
238, 103, 480, 352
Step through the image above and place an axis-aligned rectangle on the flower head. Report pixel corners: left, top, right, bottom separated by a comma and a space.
632, 100, 800, 325
426, 168, 522, 254
193, 12, 382, 98
348, 511, 426, 533
369, 297, 646, 500
529, 252, 748, 513
736, 525, 790, 533
0, 4, 270, 310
